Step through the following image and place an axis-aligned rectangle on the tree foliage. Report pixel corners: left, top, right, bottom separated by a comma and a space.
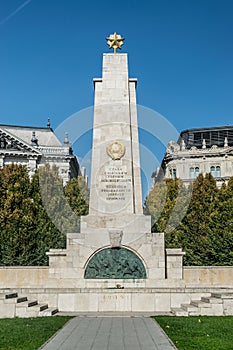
0, 164, 89, 266
1, 162, 232, 267
145, 174, 233, 266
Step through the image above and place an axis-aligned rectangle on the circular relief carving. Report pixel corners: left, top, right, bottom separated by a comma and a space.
107, 141, 126, 160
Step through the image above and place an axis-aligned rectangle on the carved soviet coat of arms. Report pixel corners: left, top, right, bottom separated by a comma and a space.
107, 141, 126, 160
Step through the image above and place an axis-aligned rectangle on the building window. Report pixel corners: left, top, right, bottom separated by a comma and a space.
190, 167, 194, 179
169, 168, 177, 179
210, 166, 215, 177
189, 167, 199, 179
210, 166, 221, 177
216, 166, 221, 177
195, 167, 200, 177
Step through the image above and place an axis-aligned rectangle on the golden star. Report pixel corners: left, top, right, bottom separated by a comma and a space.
106, 32, 125, 53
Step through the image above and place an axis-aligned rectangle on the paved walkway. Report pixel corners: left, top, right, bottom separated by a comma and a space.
40, 316, 177, 350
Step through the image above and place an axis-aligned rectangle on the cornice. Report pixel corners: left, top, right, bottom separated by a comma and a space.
0, 128, 41, 155
164, 145, 233, 161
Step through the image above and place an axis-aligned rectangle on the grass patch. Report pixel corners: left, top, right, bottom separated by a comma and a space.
154, 316, 233, 350
0, 316, 72, 350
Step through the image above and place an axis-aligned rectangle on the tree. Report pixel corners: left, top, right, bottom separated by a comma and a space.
37, 164, 80, 235
144, 173, 232, 266
144, 178, 188, 233
64, 176, 89, 217
207, 177, 233, 265
0, 163, 90, 266
170, 173, 219, 265
29, 167, 67, 265
0, 164, 38, 265
144, 179, 167, 231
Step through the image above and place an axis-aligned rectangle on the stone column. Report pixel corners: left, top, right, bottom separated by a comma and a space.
89, 53, 143, 216
166, 248, 185, 280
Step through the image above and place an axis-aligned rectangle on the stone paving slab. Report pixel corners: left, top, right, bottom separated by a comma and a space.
39, 317, 177, 350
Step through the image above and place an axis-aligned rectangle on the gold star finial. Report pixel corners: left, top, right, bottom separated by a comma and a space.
106, 32, 125, 53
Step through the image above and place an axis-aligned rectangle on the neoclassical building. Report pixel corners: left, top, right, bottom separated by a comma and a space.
0, 120, 80, 183
153, 125, 233, 186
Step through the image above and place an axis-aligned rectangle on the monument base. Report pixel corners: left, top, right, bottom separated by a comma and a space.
46, 229, 185, 289
43, 229, 186, 312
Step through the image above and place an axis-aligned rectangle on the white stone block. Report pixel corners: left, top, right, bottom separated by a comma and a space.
0, 302, 15, 318
116, 293, 132, 311
75, 293, 98, 312
171, 293, 190, 308
98, 294, 117, 311
223, 300, 233, 315
155, 294, 171, 312
58, 294, 75, 312
131, 294, 155, 312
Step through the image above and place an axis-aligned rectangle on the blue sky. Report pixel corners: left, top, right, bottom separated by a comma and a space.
0, 0, 233, 196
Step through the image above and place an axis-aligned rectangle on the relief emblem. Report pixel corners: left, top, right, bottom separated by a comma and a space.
107, 141, 126, 160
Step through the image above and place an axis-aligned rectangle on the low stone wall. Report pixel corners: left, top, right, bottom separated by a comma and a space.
0, 267, 48, 288
184, 266, 233, 286
5, 287, 233, 314
1, 266, 233, 289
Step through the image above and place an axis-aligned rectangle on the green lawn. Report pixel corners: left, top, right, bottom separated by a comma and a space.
1, 315, 233, 350
0, 316, 72, 350
154, 316, 233, 350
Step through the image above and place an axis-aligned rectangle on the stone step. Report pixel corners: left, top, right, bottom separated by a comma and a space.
16, 300, 38, 308
190, 300, 202, 306
17, 296, 28, 303
211, 293, 233, 299
2, 295, 30, 305
188, 310, 202, 316
171, 308, 189, 316
15, 303, 49, 318
35, 303, 48, 312
191, 300, 212, 308
16, 302, 48, 312
40, 308, 59, 317
0, 292, 18, 300
201, 297, 223, 304
0, 290, 57, 318
181, 303, 199, 312
199, 304, 223, 316
28, 300, 38, 307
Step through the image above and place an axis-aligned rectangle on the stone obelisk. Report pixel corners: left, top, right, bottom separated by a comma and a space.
81, 33, 150, 246
47, 35, 184, 294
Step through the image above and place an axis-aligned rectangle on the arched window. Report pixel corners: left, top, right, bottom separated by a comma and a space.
169, 168, 177, 179
216, 166, 221, 177
210, 166, 221, 177
195, 167, 200, 177
210, 166, 215, 177
189, 167, 195, 179
190, 167, 199, 179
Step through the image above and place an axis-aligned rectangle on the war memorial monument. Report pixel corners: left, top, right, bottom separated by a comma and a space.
45, 33, 186, 312
1, 34, 233, 317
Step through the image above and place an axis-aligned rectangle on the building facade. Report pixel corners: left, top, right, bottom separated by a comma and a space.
154, 125, 233, 186
0, 121, 80, 184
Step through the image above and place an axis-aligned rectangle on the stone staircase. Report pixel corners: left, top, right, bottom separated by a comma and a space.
0, 292, 58, 318
172, 292, 233, 316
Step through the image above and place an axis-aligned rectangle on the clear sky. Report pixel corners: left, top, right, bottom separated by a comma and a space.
1, 0, 233, 196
